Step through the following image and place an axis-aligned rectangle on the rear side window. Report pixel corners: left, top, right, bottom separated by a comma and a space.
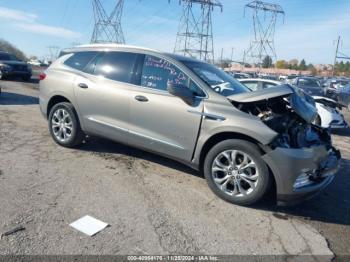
93, 52, 139, 84
64, 51, 98, 71
141, 55, 188, 91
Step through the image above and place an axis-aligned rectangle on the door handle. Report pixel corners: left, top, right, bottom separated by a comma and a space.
78, 83, 88, 89
134, 95, 148, 102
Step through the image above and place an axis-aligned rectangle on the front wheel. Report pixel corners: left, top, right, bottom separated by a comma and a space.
48, 102, 85, 148
203, 139, 271, 206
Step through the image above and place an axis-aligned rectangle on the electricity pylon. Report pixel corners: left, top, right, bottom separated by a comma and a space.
243, 1, 284, 66
174, 0, 223, 63
91, 0, 125, 44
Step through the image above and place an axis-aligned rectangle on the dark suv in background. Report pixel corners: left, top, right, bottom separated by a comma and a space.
0, 51, 32, 81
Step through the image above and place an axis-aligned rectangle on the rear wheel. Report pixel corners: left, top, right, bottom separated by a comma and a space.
203, 139, 271, 206
48, 102, 84, 148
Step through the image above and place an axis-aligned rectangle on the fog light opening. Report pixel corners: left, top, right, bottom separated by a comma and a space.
293, 171, 315, 190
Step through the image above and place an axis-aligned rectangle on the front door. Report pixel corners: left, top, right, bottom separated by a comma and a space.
129, 55, 205, 162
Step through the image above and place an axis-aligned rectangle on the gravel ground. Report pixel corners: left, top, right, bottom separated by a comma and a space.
0, 79, 349, 258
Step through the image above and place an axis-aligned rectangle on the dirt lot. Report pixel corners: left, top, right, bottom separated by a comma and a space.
0, 79, 349, 257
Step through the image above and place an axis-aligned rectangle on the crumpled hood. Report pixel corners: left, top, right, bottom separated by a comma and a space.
227, 86, 293, 103
228, 84, 318, 123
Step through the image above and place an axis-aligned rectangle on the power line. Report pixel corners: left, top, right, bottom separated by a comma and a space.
243, 0, 285, 67
174, 0, 223, 63
91, 0, 125, 44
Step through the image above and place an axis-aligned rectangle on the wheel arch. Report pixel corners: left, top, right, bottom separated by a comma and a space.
198, 132, 266, 173
47, 95, 71, 118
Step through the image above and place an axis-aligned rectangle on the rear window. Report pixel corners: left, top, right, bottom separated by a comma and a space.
64, 51, 98, 71
93, 52, 139, 84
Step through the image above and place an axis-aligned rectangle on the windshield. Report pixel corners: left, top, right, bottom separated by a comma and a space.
0, 53, 19, 61
182, 61, 250, 96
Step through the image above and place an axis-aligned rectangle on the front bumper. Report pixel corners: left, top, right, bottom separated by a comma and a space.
262, 145, 341, 206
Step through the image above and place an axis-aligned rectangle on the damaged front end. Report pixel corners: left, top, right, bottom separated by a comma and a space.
228, 85, 341, 205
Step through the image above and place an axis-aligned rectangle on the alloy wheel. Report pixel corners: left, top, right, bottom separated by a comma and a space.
211, 150, 259, 197
51, 108, 73, 143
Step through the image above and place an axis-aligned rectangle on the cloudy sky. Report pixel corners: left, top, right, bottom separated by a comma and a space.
0, 0, 349, 64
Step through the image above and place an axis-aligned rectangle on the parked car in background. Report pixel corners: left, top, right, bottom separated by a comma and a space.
239, 78, 348, 129
0, 51, 32, 81
284, 74, 298, 84
325, 79, 350, 100
337, 84, 350, 111
39, 44, 340, 206
292, 77, 325, 96
230, 72, 250, 79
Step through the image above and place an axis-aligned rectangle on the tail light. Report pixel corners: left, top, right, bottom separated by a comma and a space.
39, 72, 46, 81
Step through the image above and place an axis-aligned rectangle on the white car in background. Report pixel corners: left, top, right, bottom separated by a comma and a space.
238, 78, 348, 129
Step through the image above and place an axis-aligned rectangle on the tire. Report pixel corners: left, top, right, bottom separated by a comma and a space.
48, 102, 85, 148
203, 139, 271, 206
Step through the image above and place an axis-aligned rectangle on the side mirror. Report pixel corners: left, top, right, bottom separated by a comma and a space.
167, 82, 195, 106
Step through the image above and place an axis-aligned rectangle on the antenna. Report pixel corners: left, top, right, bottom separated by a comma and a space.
91, 0, 125, 44
243, 0, 284, 66
174, 0, 223, 63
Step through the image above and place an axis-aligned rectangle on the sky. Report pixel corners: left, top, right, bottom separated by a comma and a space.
0, 0, 349, 64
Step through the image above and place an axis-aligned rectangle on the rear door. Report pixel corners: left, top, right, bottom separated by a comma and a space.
128, 54, 205, 161
72, 51, 140, 142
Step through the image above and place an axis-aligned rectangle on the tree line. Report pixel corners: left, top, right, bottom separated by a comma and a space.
262, 55, 315, 72
0, 39, 27, 61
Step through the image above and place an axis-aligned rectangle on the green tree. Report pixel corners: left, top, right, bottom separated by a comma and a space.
0, 39, 27, 61
275, 60, 286, 69
299, 59, 307, 71
262, 55, 273, 68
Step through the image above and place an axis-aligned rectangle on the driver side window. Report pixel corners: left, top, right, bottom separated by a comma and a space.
141, 55, 205, 96
141, 55, 188, 91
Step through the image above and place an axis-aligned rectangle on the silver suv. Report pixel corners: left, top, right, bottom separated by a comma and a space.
39, 44, 340, 206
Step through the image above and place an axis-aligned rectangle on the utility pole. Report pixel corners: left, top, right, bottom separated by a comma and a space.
47, 46, 60, 62
220, 47, 224, 64
243, 1, 285, 67
91, 0, 125, 44
230, 47, 234, 63
174, 0, 223, 64
333, 36, 341, 77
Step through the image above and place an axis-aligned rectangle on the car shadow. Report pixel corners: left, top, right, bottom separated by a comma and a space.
80, 136, 201, 178
0, 91, 39, 105
80, 136, 350, 226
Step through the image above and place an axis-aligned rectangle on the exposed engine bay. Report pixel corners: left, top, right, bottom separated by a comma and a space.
229, 87, 332, 149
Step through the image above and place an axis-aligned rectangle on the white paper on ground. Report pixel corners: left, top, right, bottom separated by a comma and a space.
69, 215, 109, 236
